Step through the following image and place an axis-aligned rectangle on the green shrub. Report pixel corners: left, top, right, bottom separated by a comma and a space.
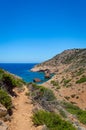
51, 80, 59, 86
59, 109, 67, 118
76, 68, 84, 76
63, 102, 86, 124
76, 76, 86, 83
77, 111, 86, 124
0, 89, 12, 110
0, 69, 25, 89
0, 69, 5, 80
32, 83, 41, 90
61, 78, 71, 87
33, 110, 76, 130
0, 69, 4, 73
3, 74, 24, 88
55, 86, 60, 90
31, 84, 56, 101
3, 74, 17, 88
63, 79, 71, 86
42, 87, 56, 101
63, 102, 80, 114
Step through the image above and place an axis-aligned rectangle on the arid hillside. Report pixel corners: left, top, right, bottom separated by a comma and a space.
32, 49, 86, 109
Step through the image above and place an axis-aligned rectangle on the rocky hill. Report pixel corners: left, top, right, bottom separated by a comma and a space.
32, 49, 86, 73
0, 49, 86, 130
32, 49, 86, 109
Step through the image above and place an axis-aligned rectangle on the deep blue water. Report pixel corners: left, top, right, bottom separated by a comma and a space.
0, 63, 49, 83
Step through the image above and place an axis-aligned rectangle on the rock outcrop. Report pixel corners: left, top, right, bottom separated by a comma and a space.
33, 78, 41, 82
0, 120, 8, 130
44, 70, 51, 79
37, 125, 48, 130
0, 104, 7, 118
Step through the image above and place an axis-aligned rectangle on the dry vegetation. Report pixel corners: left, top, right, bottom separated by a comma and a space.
34, 49, 86, 109
31, 49, 86, 129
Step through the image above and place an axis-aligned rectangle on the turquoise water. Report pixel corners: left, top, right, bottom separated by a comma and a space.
0, 63, 50, 83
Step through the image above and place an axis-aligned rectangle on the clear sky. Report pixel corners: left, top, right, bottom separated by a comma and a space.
0, 0, 86, 63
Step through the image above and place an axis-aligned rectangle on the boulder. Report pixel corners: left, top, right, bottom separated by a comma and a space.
78, 127, 86, 130
32, 105, 41, 113
44, 69, 51, 79
37, 125, 49, 130
45, 73, 50, 78
0, 120, 8, 130
42, 125, 49, 130
33, 78, 41, 83
45, 71, 51, 78
0, 104, 7, 118
4, 114, 11, 122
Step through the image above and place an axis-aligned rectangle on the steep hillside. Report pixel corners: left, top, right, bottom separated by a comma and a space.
0, 69, 25, 95
32, 49, 86, 109
0, 69, 25, 130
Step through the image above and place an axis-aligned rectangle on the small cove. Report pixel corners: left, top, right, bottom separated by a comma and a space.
0, 63, 52, 83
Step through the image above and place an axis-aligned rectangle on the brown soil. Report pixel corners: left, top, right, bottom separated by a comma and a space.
8, 86, 40, 130
43, 81, 86, 110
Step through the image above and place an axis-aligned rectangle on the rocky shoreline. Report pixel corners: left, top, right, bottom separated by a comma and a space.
31, 65, 56, 74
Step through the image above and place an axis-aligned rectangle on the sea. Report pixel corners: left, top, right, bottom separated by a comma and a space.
0, 63, 49, 83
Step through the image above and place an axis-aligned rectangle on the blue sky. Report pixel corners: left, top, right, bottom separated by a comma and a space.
0, 0, 86, 63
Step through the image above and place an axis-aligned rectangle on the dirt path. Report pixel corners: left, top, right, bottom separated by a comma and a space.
8, 86, 38, 130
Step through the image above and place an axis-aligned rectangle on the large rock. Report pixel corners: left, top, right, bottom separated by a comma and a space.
42, 125, 49, 130
44, 70, 51, 79
0, 120, 8, 130
33, 78, 41, 83
0, 104, 7, 118
78, 127, 86, 130
37, 125, 49, 130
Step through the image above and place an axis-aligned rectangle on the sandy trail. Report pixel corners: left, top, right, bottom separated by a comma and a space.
8, 86, 37, 130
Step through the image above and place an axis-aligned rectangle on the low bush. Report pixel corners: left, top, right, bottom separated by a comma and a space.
76, 68, 84, 76
51, 80, 59, 86
33, 110, 76, 130
63, 79, 71, 86
31, 84, 56, 101
0, 89, 12, 110
3, 73, 24, 88
0, 69, 25, 93
76, 76, 86, 84
59, 109, 67, 118
63, 102, 86, 124
1, 73, 25, 95
61, 78, 71, 87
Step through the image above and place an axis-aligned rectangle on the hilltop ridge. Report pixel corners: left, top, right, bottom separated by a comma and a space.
32, 49, 86, 73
